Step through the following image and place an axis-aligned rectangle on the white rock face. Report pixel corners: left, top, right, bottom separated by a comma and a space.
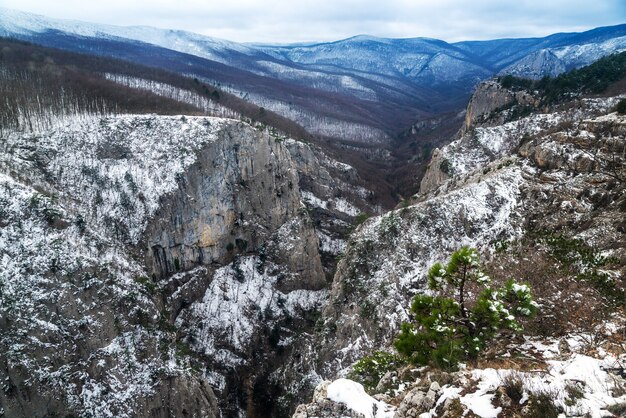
316, 165, 526, 372
420, 97, 620, 194
176, 257, 327, 373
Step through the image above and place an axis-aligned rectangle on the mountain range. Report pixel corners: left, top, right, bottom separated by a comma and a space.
1, 6, 626, 418
1, 7, 625, 142
1, 50, 624, 418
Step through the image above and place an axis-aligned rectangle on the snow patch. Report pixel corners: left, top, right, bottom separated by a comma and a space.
327, 378, 395, 418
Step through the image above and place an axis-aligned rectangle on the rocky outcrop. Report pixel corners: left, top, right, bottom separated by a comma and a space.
0, 170, 220, 418
292, 381, 365, 418
295, 338, 626, 417
142, 122, 325, 291
285, 138, 376, 276
394, 382, 440, 418
291, 96, 625, 416
134, 375, 220, 418
421, 79, 536, 194
135, 122, 331, 416
316, 163, 526, 374
0, 115, 329, 418
462, 80, 536, 133
418, 148, 451, 194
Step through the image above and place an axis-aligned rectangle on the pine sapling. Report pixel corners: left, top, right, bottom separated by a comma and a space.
395, 247, 538, 369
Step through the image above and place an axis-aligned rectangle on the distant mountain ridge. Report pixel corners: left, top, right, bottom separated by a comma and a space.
2, 7, 623, 78
1, 7, 624, 142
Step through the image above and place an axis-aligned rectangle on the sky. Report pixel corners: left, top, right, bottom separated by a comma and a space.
2, 0, 625, 44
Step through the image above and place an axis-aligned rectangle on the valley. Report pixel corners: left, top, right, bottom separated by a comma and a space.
0, 7, 625, 418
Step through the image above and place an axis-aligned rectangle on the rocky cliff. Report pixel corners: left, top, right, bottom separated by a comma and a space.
1, 76, 625, 417
461, 80, 536, 134
285, 139, 377, 276
420, 80, 537, 194
141, 122, 325, 290
324, 94, 624, 369
293, 88, 626, 416
0, 114, 348, 417
0, 115, 232, 417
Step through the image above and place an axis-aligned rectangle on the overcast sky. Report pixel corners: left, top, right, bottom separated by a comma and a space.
3, 0, 626, 43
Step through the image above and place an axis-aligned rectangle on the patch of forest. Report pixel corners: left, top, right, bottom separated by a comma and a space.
0, 37, 310, 139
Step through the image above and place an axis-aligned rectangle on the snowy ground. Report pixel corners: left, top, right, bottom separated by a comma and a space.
325, 338, 625, 418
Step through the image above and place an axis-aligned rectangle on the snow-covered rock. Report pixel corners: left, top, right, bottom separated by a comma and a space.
292, 90, 625, 417
0, 113, 331, 417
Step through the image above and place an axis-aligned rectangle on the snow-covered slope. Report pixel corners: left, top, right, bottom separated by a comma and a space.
502, 36, 626, 78
0, 113, 340, 417
260, 36, 490, 83
316, 96, 625, 370
0, 115, 233, 417
0, 7, 259, 64
301, 347, 626, 418
290, 89, 626, 416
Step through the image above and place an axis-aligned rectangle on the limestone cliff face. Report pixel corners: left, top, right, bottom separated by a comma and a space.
0, 115, 329, 418
0, 115, 233, 418
421, 79, 536, 194
130, 122, 333, 417
285, 138, 376, 276
143, 122, 325, 292
418, 148, 451, 195
461, 79, 535, 134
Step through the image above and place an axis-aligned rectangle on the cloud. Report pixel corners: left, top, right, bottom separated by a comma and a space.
4, 0, 626, 43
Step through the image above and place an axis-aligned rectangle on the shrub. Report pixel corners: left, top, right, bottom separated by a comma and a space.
616, 98, 626, 114
354, 213, 370, 226
564, 382, 584, 407
359, 300, 376, 318
348, 351, 406, 393
607, 403, 626, 416
539, 232, 623, 305
134, 276, 157, 295
394, 247, 537, 369
232, 258, 245, 283
526, 391, 563, 418
501, 374, 524, 404
377, 213, 400, 238
439, 158, 453, 176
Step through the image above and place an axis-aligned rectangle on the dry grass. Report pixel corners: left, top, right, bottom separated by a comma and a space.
475, 355, 548, 372
485, 238, 621, 340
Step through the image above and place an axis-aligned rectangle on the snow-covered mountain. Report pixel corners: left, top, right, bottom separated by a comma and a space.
1, 11, 626, 416
1, 7, 625, 144
259, 35, 490, 83
0, 7, 259, 64
292, 77, 626, 418
3, 7, 623, 84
